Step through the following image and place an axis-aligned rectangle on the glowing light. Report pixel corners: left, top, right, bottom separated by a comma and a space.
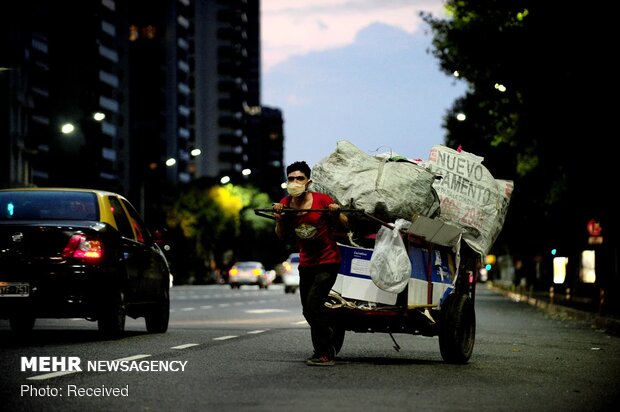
165, 158, 176, 167
61, 123, 75, 134
93, 112, 106, 121
220, 176, 231, 184
553, 257, 568, 284
190, 148, 202, 157
456, 113, 466, 121
242, 168, 251, 176
580, 250, 596, 283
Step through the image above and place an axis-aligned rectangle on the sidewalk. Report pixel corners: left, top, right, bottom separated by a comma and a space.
485, 282, 620, 337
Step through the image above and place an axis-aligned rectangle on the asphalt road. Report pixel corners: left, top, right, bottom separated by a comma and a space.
1, 284, 619, 412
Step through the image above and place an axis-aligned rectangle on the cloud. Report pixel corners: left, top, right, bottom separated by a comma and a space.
261, 0, 448, 72
263, 22, 467, 167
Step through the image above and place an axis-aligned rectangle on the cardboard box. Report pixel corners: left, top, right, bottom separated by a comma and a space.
333, 244, 398, 305
332, 243, 455, 307
408, 214, 463, 247
407, 245, 454, 306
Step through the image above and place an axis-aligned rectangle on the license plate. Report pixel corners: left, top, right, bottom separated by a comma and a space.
0, 282, 30, 297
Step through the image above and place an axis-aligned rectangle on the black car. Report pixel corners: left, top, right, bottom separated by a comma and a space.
0, 188, 171, 336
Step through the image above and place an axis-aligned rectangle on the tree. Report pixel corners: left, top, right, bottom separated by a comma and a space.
162, 179, 279, 284
422, 1, 617, 292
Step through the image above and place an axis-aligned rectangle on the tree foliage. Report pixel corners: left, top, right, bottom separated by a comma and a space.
421, 1, 617, 275
162, 180, 279, 283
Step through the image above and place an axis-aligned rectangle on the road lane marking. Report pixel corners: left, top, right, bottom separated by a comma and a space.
247, 330, 266, 334
171, 343, 200, 349
27, 370, 80, 380
213, 335, 238, 340
245, 309, 287, 314
26, 354, 151, 381
200, 305, 213, 309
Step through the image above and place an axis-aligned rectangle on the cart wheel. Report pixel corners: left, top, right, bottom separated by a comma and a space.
332, 326, 345, 355
439, 293, 475, 364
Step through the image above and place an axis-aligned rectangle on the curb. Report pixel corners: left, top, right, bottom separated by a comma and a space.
486, 284, 620, 337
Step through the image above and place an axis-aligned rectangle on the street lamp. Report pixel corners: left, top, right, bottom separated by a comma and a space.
165, 158, 176, 167
61, 123, 75, 134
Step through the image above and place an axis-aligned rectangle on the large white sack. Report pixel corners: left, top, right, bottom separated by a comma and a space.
311, 140, 440, 221
422, 145, 513, 255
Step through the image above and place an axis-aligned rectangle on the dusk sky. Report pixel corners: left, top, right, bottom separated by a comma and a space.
260, 0, 467, 169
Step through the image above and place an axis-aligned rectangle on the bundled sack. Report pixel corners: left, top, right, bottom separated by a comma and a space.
312, 140, 440, 221
421, 145, 513, 255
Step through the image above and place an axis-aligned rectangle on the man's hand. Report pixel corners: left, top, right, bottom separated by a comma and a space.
328, 203, 341, 213
272, 203, 285, 220
328, 203, 348, 228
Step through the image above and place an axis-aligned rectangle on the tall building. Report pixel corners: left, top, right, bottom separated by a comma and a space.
1, 0, 129, 193
194, 0, 262, 181
126, 0, 195, 219
193, 0, 286, 200
1, 0, 285, 222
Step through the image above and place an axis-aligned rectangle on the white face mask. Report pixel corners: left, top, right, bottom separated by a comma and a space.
286, 181, 306, 198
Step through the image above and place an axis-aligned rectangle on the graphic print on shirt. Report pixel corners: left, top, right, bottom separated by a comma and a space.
295, 223, 317, 239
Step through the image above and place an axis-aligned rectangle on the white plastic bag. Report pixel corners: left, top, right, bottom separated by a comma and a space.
369, 219, 411, 294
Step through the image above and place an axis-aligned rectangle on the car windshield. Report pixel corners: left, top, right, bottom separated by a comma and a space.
0, 191, 99, 221
236, 262, 262, 269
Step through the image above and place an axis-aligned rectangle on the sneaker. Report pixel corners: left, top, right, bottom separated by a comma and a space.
306, 355, 335, 366
306, 353, 319, 362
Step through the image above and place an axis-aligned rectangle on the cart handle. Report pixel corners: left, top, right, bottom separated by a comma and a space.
253, 207, 394, 229
253, 207, 360, 220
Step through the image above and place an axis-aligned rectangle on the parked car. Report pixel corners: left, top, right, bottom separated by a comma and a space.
0, 188, 171, 336
282, 253, 300, 294
228, 261, 272, 289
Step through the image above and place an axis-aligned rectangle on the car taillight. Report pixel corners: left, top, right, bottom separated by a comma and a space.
62, 234, 103, 261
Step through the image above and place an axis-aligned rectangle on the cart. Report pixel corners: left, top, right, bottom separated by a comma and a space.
254, 207, 480, 364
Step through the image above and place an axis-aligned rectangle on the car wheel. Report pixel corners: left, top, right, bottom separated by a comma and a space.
284, 286, 291, 294
438, 293, 476, 364
98, 289, 126, 338
9, 314, 35, 333
145, 288, 170, 333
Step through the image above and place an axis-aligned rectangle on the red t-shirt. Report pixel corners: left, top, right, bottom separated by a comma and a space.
280, 192, 341, 267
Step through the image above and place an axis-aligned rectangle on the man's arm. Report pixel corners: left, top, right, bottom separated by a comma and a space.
272, 203, 287, 239
328, 203, 348, 228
